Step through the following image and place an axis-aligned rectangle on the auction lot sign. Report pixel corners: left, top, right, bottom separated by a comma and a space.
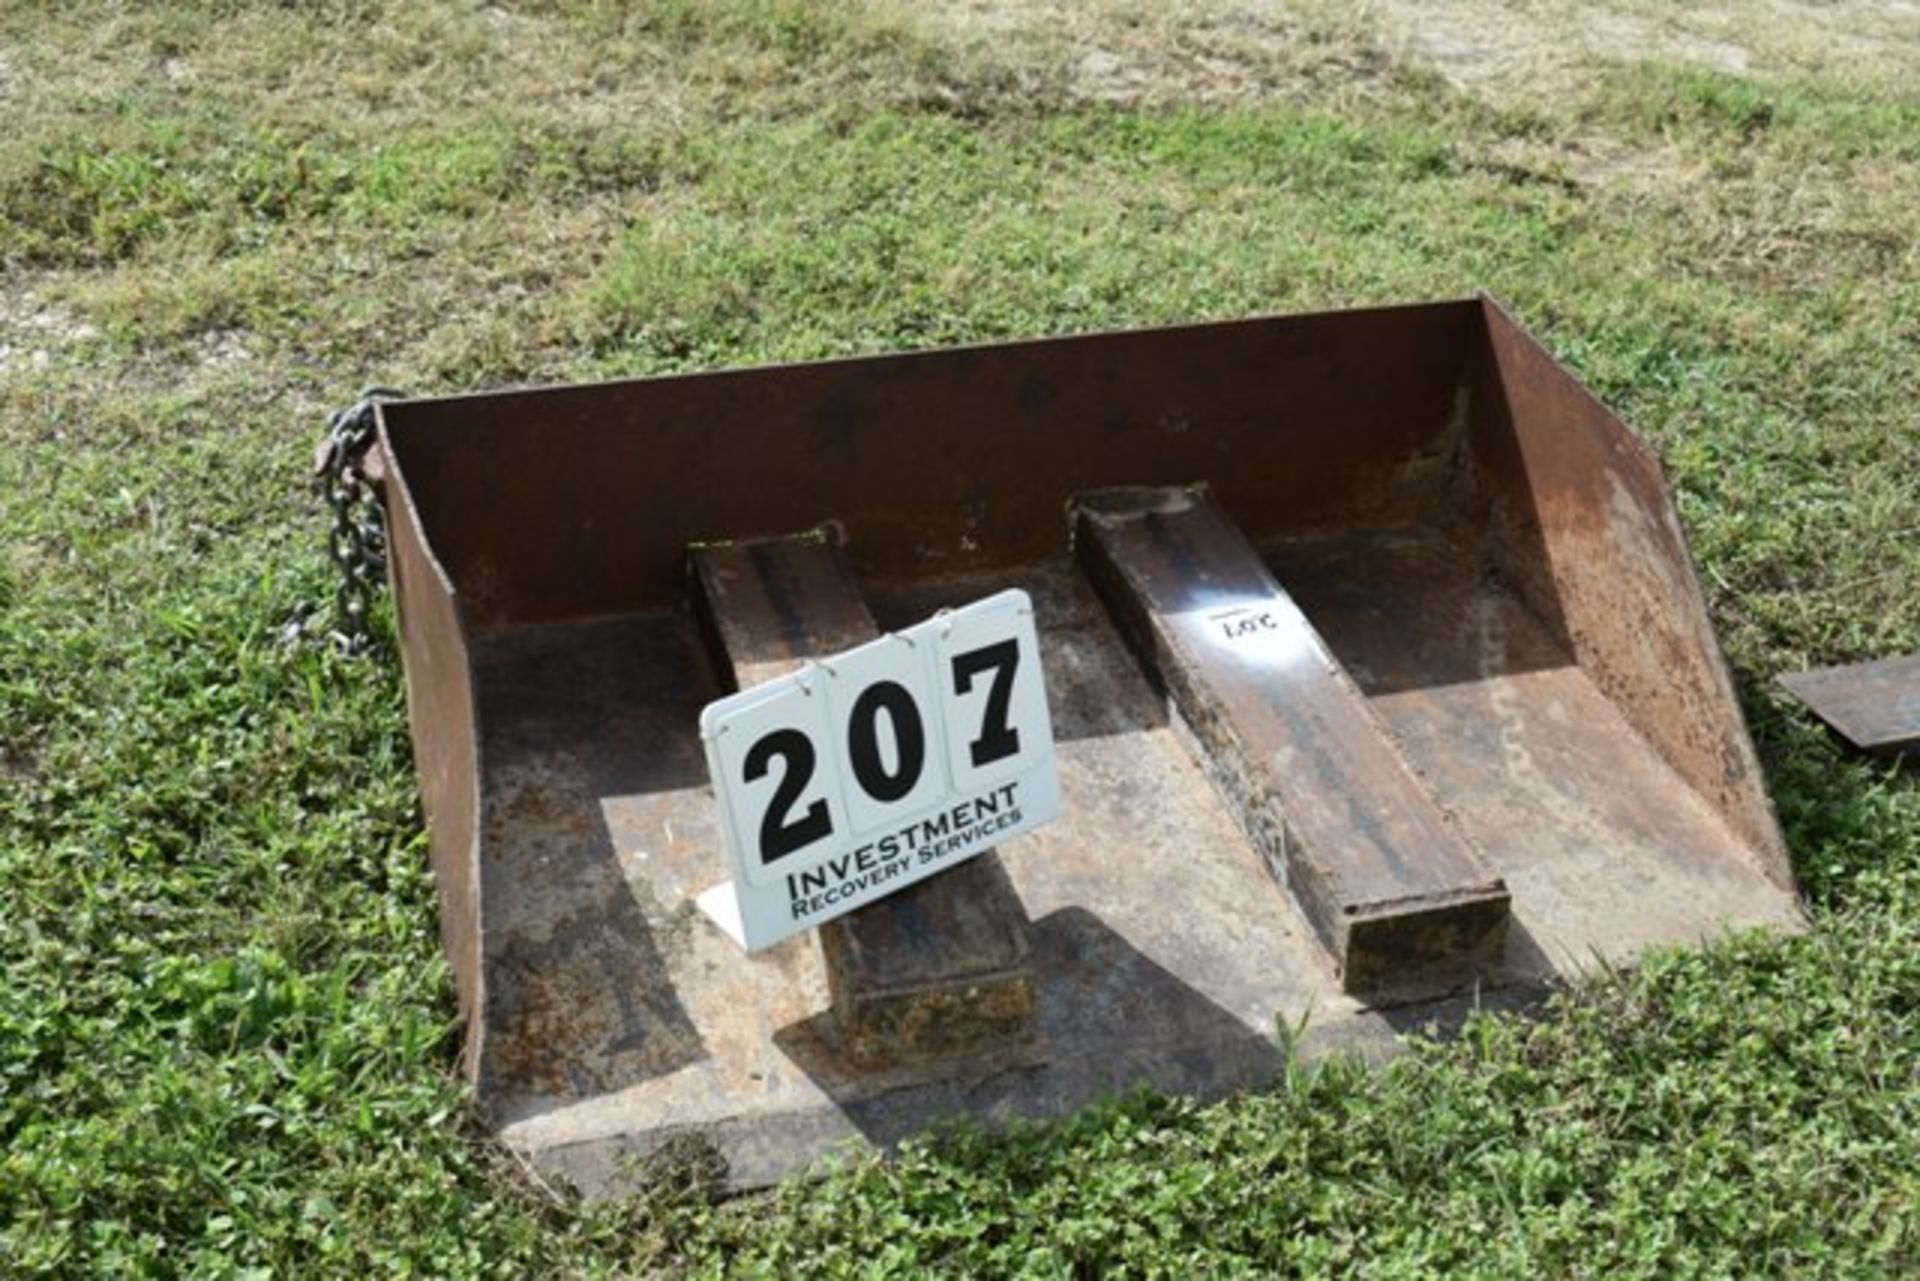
696, 590, 1060, 951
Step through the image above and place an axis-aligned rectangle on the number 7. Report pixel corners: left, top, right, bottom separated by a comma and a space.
951, 639, 1021, 768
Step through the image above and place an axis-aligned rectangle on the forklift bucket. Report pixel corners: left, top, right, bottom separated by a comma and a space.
372, 295, 1801, 1193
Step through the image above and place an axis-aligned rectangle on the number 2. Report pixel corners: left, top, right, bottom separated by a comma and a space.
743, 729, 832, 863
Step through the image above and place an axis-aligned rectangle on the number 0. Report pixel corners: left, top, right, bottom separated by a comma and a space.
847, 680, 925, 803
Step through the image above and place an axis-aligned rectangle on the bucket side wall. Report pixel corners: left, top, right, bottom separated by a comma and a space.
381, 418, 489, 1081
1466, 297, 1793, 888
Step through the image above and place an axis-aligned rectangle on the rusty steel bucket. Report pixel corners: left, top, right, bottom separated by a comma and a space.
371, 295, 1802, 1193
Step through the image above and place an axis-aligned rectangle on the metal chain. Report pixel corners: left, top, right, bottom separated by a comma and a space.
317, 387, 406, 655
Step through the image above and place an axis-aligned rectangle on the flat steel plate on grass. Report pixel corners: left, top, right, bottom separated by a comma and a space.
1779, 654, 1920, 763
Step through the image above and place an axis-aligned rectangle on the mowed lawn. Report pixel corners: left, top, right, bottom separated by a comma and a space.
3, 1, 1918, 1275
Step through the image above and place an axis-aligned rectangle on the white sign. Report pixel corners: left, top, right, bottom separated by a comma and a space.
696, 589, 1061, 952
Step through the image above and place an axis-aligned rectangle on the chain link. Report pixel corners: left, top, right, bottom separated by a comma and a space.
318, 387, 406, 655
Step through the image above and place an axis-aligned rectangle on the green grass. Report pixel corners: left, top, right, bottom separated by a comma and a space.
3, 1, 1917, 1275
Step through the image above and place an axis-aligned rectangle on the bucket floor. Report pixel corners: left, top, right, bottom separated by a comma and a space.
467, 525, 1799, 1194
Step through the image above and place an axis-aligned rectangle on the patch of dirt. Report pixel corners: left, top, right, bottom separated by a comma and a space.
906, 0, 1395, 107
197, 328, 253, 372
0, 283, 100, 377
0, 740, 42, 788
915, 0, 1918, 210
1376, 0, 1919, 93
919, 0, 1920, 105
